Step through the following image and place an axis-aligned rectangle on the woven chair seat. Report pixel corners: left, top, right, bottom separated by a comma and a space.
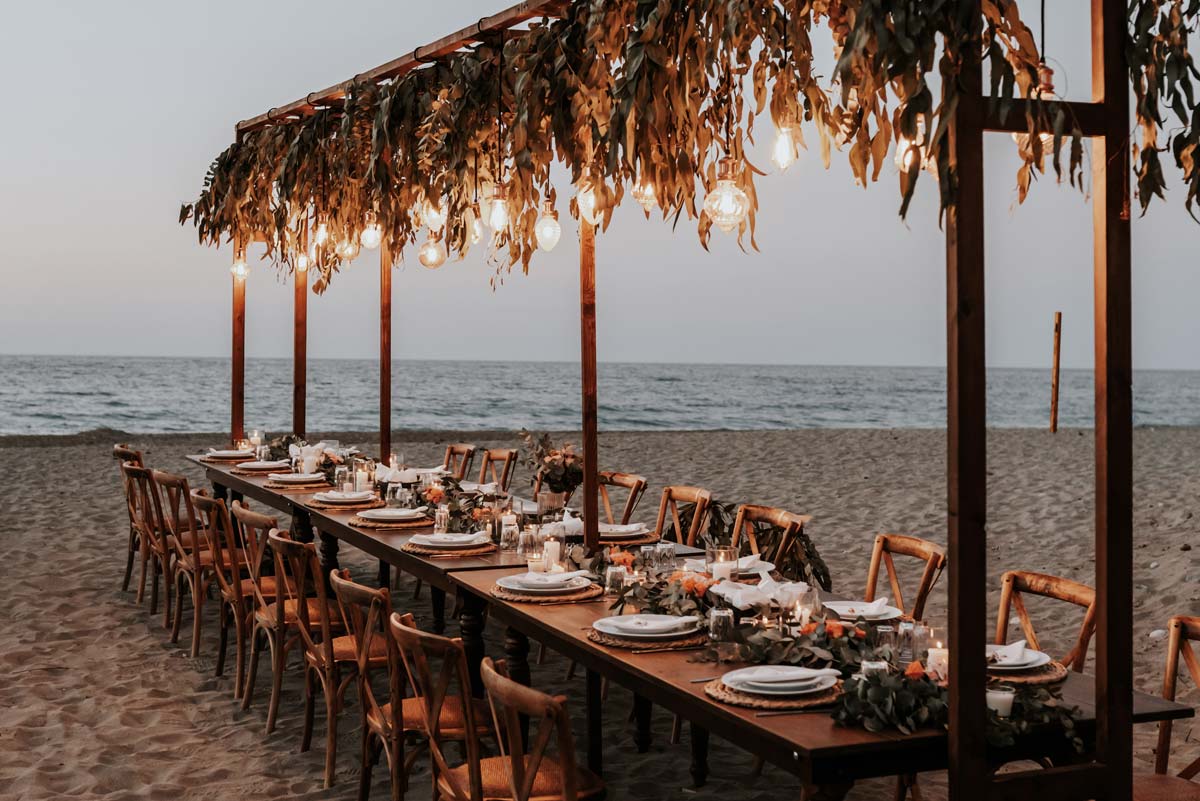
330, 633, 390, 664
436, 755, 605, 801
256, 597, 342, 627
180, 547, 247, 572
369, 696, 491, 739
1133, 774, 1200, 801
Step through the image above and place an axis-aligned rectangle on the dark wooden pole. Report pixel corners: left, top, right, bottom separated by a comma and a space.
1092, 0, 1133, 795
231, 254, 246, 444
1050, 311, 1062, 433
293, 263, 308, 438
944, 3, 989, 797
579, 222, 599, 552
380, 242, 393, 461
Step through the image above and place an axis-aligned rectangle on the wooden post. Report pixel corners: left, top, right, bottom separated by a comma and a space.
231, 256, 246, 444
380, 242, 392, 462
1092, 0, 1133, 795
1050, 311, 1062, 433
579, 222, 600, 552
293, 262, 308, 438
944, 3, 989, 797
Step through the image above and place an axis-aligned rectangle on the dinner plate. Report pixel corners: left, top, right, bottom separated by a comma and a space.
723, 673, 839, 697
237, 460, 291, 471
985, 644, 1052, 671
496, 574, 593, 596
597, 526, 650, 540
209, 449, 254, 459
822, 601, 903, 621
357, 507, 428, 522
591, 615, 702, 641
314, 490, 375, 504
409, 533, 491, 550
269, 472, 326, 483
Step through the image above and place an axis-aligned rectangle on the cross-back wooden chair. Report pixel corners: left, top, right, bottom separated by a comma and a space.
478, 448, 518, 492
477, 657, 605, 801
729, 504, 813, 566
443, 444, 477, 481
864, 534, 947, 620
113, 444, 143, 592
122, 462, 172, 624
652, 486, 712, 547
1137, 615, 1200, 800
268, 530, 354, 788
994, 570, 1097, 673
598, 472, 648, 525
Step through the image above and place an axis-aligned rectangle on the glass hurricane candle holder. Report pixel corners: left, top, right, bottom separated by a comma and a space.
706, 546, 738, 582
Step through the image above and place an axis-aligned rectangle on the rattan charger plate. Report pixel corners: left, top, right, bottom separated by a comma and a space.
231, 467, 284, 476
587, 628, 708, 651
401, 542, 498, 558
306, 498, 386, 512
704, 678, 844, 711
988, 660, 1069, 686
490, 583, 605, 605
350, 515, 433, 530
264, 480, 332, 492
200, 455, 250, 463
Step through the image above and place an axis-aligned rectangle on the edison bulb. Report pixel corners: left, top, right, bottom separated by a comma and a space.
314, 221, 329, 245
631, 180, 656, 214
894, 118, 927, 172
296, 252, 309, 272
336, 239, 359, 260
230, 253, 248, 278
534, 202, 561, 252
577, 182, 601, 226
702, 158, 750, 234
418, 234, 447, 269
772, 125, 799, 171
422, 199, 446, 231
360, 221, 382, 250
486, 187, 509, 231
468, 204, 485, 244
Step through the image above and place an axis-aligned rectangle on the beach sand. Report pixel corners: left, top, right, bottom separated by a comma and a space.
1, 427, 1198, 800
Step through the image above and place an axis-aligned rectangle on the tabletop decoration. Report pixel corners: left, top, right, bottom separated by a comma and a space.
695, 617, 872, 676
609, 571, 716, 621
519, 429, 584, 498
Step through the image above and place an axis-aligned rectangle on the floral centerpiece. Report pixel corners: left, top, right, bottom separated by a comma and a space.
265, 434, 349, 485
519, 430, 584, 498
421, 477, 484, 534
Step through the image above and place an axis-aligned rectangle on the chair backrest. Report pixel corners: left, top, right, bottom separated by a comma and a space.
389, 612, 482, 800
231, 501, 278, 610
331, 571, 401, 737
192, 491, 245, 608
113, 443, 143, 467
151, 470, 206, 564
482, 657, 582, 801
443, 444, 477, 481
268, 530, 335, 668
730, 504, 812, 565
864, 533, 947, 620
477, 448, 518, 491
122, 462, 167, 555
1154, 615, 1200, 779
994, 570, 1097, 672
598, 471, 648, 525
652, 486, 712, 546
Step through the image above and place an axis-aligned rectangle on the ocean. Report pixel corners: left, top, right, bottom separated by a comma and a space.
1, 354, 1198, 436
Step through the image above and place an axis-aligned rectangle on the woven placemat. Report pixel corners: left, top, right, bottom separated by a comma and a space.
401, 542, 498, 558
988, 660, 1069, 686
200, 455, 251, 463
350, 515, 433, 530
587, 628, 708, 651
599, 533, 661, 548
704, 679, 843, 711
230, 467, 283, 476
490, 583, 605, 604
306, 498, 385, 512
264, 480, 332, 492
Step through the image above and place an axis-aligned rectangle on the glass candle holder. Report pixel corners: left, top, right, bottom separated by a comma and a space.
706, 546, 739, 582
708, 608, 737, 662
604, 566, 628, 595
986, 685, 1015, 717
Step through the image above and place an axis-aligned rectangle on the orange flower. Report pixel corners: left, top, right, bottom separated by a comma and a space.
904, 660, 927, 680
471, 507, 488, 521
609, 549, 635, 569
825, 620, 846, 639
423, 486, 446, 505
853, 627, 867, 639
799, 622, 818, 636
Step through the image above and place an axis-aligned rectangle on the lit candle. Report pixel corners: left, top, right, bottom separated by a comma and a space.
527, 556, 547, 573
355, 470, 371, 492
711, 561, 734, 582
543, 539, 561, 567
795, 601, 812, 628
502, 513, 518, 527
927, 641, 949, 680
986, 686, 1015, 717
389, 454, 399, 470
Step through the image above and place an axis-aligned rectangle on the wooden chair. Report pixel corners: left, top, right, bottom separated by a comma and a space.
478, 448, 519, 492
598, 472, 648, 525
652, 486, 712, 547
729, 504, 813, 566
122, 462, 173, 625
389, 612, 498, 801
268, 530, 358, 788
466, 657, 605, 801
864, 534, 947, 620
443, 444, 476, 481
113, 444, 144, 592
995, 570, 1097, 673
1136, 615, 1200, 800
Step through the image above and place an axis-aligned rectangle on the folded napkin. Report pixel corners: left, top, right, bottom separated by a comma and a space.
415, 465, 449, 475
733, 666, 841, 684
459, 481, 498, 494
562, 513, 584, 537
826, 597, 890, 616
991, 639, 1028, 664
516, 570, 590, 587
610, 615, 690, 634
268, 472, 323, 481
599, 522, 647, 535
683, 553, 764, 573
322, 490, 374, 501
210, 447, 252, 455
421, 532, 482, 544
709, 577, 810, 611
244, 459, 290, 469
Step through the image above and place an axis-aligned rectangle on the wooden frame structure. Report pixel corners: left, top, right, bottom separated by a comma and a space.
216, 1, 1134, 796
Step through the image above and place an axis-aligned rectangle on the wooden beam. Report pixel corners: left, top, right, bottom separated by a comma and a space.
380, 242, 393, 462
1092, 0, 1134, 796
945, 4, 990, 798
235, 0, 568, 135
231, 268, 246, 444
293, 263, 307, 438
982, 99, 1107, 138
1050, 311, 1062, 433
579, 221, 599, 552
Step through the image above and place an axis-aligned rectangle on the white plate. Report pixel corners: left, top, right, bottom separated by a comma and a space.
238, 460, 291, 470
591, 615, 702, 641
822, 601, 903, 621
598, 526, 650, 540
496, 574, 593, 596
358, 508, 428, 522
314, 491, 375, 504
208, 449, 254, 459
986, 644, 1052, 671
269, 472, 326, 483
606, 614, 692, 635
409, 533, 491, 550
723, 673, 839, 697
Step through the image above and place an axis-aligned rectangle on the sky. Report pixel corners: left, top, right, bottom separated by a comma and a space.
0, 0, 1196, 370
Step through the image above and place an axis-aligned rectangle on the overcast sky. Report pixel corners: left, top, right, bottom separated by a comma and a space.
1, 0, 1196, 370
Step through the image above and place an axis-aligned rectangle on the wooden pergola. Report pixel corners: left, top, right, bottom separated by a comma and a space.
218, 1, 1134, 796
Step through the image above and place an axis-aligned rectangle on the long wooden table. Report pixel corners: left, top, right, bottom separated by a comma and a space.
189, 456, 1194, 798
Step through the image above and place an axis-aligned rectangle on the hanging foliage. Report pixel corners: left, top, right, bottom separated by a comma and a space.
180, 0, 1200, 290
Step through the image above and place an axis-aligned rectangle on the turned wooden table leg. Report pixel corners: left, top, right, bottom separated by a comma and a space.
806, 781, 854, 801
633, 694, 652, 753
459, 592, 486, 697
212, 481, 229, 504
377, 560, 390, 588
504, 626, 532, 746
586, 668, 603, 775
292, 508, 314, 543
689, 722, 709, 787
430, 587, 446, 635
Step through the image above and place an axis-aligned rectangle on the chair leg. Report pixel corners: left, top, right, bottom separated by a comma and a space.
750, 755, 765, 777
162, 559, 173, 629
136, 539, 149, 604
358, 728, 375, 801
190, 574, 205, 658
215, 602, 229, 678
536, 642, 548, 665
566, 659, 578, 679
323, 680, 339, 788
170, 573, 185, 644
243, 628, 263, 710
149, 555, 160, 616
670, 714, 682, 745
389, 736, 404, 801
122, 530, 137, 592
268, 632, 288, 734
232, 613, 247, 700
412, 578, 422, 600
894, 774, 922, 801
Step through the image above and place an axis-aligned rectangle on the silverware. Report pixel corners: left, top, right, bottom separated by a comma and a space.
631, 645, 706, 655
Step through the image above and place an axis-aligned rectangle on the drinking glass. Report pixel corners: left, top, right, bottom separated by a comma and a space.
872, 625, 899, 663
604, 566, 628, 595
386, 484, 406, 508
517, 526, 543, 558
248, 429, 264, 447
434, 504, 450, 534
655, 541, 677, 575
256, 444, 271, 461
334, 466, 351, 493
639, 545, 657, 573
708, 608, 737, 662
796, 587, 822, 628
499, 519, 520, 551
860, 659, 890, 677
896, 621, 916, 667
324, 439, 341, 450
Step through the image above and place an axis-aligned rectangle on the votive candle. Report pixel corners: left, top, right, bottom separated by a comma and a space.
711, 561, 735, 582
527, 556, 547, 573
986, 686, 1015, 717
927, 642, 949, 680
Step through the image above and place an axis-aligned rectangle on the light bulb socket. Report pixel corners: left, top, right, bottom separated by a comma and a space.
717, 156, 740, 182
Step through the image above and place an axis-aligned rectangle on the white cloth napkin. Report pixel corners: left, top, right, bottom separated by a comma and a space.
733, 666, 841, 684
459, 481, 498, 494
610, 615, 690, 634
516, 570, 589, 587
415, 465, 449, 475
560, 513, 585, 537
245, 459, 290, 469
709, 577, 810, 610
211, 447, 252, 455
599, 522, 647, 535
992, 639, 1029, 664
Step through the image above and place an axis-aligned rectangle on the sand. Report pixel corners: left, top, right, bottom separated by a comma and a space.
1, 427, 1198, 800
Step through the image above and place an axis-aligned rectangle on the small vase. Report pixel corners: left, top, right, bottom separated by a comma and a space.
535, 491, 567, 518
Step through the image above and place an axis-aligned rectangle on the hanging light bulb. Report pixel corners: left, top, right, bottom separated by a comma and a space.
534, 201, 561, 252
467, 203, 485, 245
576, 175, 602, 226
360, 212, 382, 250
336, 238, 359, 260
631, 179, 657, 214
486, 186, 509, 232
296, 252, 309, 272
422, 199, 446, 231
418, 232, 447, 269
771, 124, 799, 171
314, 220, 329, 246
703, 157, 750, 234
1011, 64, 1059, 155
895, 117, 928, 172
230, 249, 248, 279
